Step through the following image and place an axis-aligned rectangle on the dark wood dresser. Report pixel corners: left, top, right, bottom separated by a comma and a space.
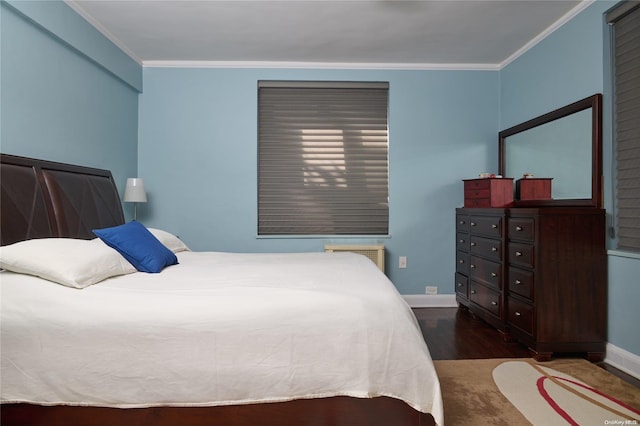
455, 207, 607, 361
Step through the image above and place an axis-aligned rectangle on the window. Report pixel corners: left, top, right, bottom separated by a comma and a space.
608, 2, 640, 252
258, 81, 389, 236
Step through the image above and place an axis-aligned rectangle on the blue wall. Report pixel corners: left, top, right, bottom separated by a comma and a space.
138, 68, 499, 295
0, 1, 141, 211
500, 2, 607, 128
499, 0, 640, 356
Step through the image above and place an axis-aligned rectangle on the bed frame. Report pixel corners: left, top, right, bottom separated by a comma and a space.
0, 153, 436, 426
0, 154, 124, 246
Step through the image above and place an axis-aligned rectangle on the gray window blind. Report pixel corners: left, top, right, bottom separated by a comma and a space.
258, 81, 389, 236
608, 3, 640, 251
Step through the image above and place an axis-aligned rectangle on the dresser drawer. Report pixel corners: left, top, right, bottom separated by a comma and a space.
455, 273, 468, 298
509, 243, 535, 269
469, 256, 502, 289
470, 236, 502, 261
470, 281, 501, 317
456, 251, 469, 274
509, 267, 534, 300
508, 297, 534, 335
457, 232, 470, 252
456, 214, 470, 233
469, 215, 503, 238
509, 218, 535, 242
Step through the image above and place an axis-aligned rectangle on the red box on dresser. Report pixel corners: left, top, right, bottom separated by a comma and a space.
516, 178, 552, 201
463, 178, 514, 208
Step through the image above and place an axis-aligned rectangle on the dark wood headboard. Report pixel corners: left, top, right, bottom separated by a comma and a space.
1, 154, 125, 246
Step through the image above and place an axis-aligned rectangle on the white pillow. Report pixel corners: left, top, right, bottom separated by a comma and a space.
0, 238, 136, 289
147, 228, 190, 253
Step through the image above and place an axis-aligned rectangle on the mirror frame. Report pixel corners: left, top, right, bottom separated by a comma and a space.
499, 93, 602, 208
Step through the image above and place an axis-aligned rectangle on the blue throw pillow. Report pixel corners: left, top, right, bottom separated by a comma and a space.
93, 221, 178, 273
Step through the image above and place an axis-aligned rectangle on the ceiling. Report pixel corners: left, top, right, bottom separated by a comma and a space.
66, 0, 588, 68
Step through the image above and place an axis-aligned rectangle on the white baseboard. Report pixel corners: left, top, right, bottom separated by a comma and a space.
605, 343, 640, 380
403, 294, 457, 308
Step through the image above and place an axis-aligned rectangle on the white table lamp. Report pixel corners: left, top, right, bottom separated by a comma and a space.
124, 178, 147, 220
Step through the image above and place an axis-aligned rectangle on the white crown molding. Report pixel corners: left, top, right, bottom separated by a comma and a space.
64, 0, 143, 65
499, 0, 595, 69
142, 60, 500, 71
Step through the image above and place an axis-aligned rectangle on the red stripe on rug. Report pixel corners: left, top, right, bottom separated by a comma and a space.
549, 376, 640, 416
537, 377, 579, 426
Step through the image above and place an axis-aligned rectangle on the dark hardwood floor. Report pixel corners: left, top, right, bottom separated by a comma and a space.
413, 306, 640, 388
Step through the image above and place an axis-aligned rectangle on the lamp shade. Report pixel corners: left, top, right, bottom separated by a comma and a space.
124, 178, 147, 203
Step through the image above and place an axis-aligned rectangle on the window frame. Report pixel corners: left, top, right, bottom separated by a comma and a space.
607, 1, 640, 253
257, 80, 390, 237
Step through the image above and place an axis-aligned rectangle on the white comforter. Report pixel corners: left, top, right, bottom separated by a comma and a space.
1, 251, 442, 424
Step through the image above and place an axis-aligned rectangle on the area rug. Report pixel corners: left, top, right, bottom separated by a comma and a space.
433, 358, 640, 426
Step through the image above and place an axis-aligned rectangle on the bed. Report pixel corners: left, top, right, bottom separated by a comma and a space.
0, 153, 443, 426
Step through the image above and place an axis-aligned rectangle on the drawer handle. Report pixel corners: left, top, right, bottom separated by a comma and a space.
471, 290, 476, 294
515, 311, 522, 316
490, 272, 497, 277
470, 242, 476, 247
457, 282, 463, 287
516, 226, 523, 231
459, 239, 465, 243
491, 247, 498, 252
514, 279, 522, 285
458, 259, 465, 264
515, 251, 523, 256
491, 301, 497, 306
492, 224, 497, 229
470, 264, 476, 269
470, 222, 477, 227
459, 220, 466, 225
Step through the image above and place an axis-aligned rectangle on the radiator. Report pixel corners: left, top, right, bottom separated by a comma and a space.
324, 244, 385, 273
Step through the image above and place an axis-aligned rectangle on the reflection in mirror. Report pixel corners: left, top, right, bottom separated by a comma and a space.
499, 94, 602, 208
505, 109, 591, 199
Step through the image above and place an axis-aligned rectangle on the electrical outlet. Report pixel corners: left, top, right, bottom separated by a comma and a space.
399, 256, 407, 269
425, 286, 438, 295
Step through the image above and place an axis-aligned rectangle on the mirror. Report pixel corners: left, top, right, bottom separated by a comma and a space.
499, 94, 602, 208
